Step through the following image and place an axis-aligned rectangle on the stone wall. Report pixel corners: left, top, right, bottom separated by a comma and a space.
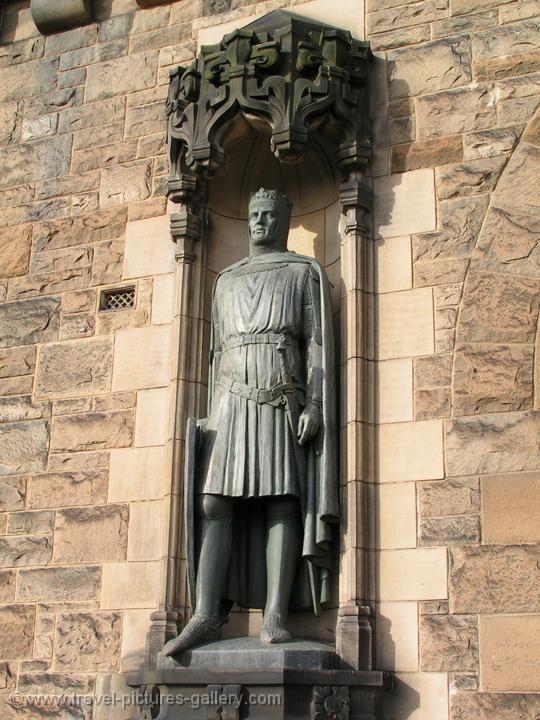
0, 0, 538, 719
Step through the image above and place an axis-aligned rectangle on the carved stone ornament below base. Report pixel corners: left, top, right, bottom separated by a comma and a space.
312, 686, 350, 720
31, 0, 94, 34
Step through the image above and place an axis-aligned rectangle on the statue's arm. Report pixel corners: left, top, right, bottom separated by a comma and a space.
298, 266, 323, 445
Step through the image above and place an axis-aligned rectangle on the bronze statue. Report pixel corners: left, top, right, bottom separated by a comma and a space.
163, 188, 338, 656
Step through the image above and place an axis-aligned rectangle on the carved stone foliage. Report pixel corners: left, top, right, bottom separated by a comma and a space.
166, 10, 371, 202
312, 686, 350, 720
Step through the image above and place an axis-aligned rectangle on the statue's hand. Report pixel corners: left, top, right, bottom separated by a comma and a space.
297, 403, 321, 446
196, 418, 208, 432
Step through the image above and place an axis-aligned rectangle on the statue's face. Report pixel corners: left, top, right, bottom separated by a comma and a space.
248, 201, 286, 246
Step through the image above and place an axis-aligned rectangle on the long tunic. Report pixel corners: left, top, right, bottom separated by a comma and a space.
199, 256, 318, 499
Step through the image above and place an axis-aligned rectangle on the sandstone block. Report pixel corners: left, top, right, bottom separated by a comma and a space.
449, 545, 540, 613
127, 500, 162, 561
0, 35, 45, 66
379, 420, 444, 482
0, 375, 34, 396
58, 97, 125, 134
378, 482, 416, 550
125, 102, 166, 138
17, 566, 102, 602
7, 510, 54, 535
99, 160, 152, 208
91, 239, 124, 286
100, 561, 159, 609
0, 296, 60, 348
0, 100, 22, 145
471, 206, 540, 279
414, 387, 450, 420
0, 420, 49, 476
0, 346, 35, 378
123, 214, 175, 278
453, 343, 534, 415
134, 388, 169, 447
0, 477, 25, 511
54, 612, 121, 671
0, 225, 32, 278
377, 358, 413, 424
420, 615, 478, 671
59, 312, 96, 340
0, 535, 52, 567
414, 354, 452, 389
479, 615, 540, 692
493, 142, 540, 216
17, 671, 94, 695
384, 672, 448, 720
416, 86, 496, 139
0, 58, 56, 103
418, 477, 480, 517
481, 472, 540, 544
370, 24, 431, 51
392, 136, 463, 172
93, 392, 136, 412
21, 113, 58, 142
377, 288, 434, 360
431, 9, 498, 38
54, 505, 128, 563
437, 156, 506, 199
458, 272, 540, 343
373, 169, 436, 239
463, 126, 522, 160
108, 446, 166, 502
27, 470, 108, 509
86, 51, 157, 103
0, 396, 50, 424
50, 410, 134, 452
71, 139, 138, 174
388, 36, 471, 99
53, 398, 93, 416
451, 691, 540, 720
0, 605, 35, 659
0, 134, 71, 191
376, 602, 419, 671
62, 289, 97, 314
31, 245, 92, 275
46, 451, 109, 472
414, 195, 489, 263
472, 21, 540, 62
96, 308, 149, 335
447, 411, 540, 476
478, 48, 540, 81
0, 570, 15, 601
375, 235, 412, 294
419, 515, 480, 545
379, 547, 447, 601
367, 0, 447, 34
112, 325, 172, 391
33, 207, 126, 253
35, 337, 113, 399
8, 267, 91, 301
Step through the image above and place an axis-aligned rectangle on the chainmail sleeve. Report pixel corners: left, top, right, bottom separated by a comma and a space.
302, 264, 323, 407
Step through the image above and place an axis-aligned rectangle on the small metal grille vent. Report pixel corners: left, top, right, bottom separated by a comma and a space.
100, 287, 135, 311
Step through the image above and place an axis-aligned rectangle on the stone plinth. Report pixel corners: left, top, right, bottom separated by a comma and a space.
127, 637, 391, 719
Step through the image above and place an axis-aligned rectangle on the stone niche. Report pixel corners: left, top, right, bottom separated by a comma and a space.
127, 9, 390, 720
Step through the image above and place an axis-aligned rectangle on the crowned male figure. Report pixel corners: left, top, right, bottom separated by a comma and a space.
164, 188, 338, 656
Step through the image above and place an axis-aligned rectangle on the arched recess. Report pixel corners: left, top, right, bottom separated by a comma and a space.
146, 11, 376, 671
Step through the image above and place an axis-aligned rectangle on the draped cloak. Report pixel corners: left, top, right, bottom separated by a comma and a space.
185, 251, 338, 614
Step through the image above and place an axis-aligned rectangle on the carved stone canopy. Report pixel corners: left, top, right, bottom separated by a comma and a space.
166, 10, 372, 202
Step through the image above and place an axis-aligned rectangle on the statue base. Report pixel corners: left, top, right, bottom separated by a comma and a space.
126, 637, 391, 719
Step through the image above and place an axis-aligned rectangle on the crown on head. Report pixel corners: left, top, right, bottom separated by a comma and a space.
249, 188, 292, 213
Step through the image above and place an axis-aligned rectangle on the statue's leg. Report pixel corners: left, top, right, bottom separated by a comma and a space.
261, 495, 301, 644
163, 494, 233, 656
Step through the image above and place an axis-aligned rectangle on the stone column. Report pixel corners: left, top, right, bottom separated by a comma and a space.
335, 172, 375, 670
146, 199, 207, 666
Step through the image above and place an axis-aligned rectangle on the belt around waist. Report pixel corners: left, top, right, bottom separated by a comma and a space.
218, 378, 305, 406
221, 333, 298, 352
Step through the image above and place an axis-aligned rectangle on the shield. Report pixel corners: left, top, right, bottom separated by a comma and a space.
184, 415, 199, 609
